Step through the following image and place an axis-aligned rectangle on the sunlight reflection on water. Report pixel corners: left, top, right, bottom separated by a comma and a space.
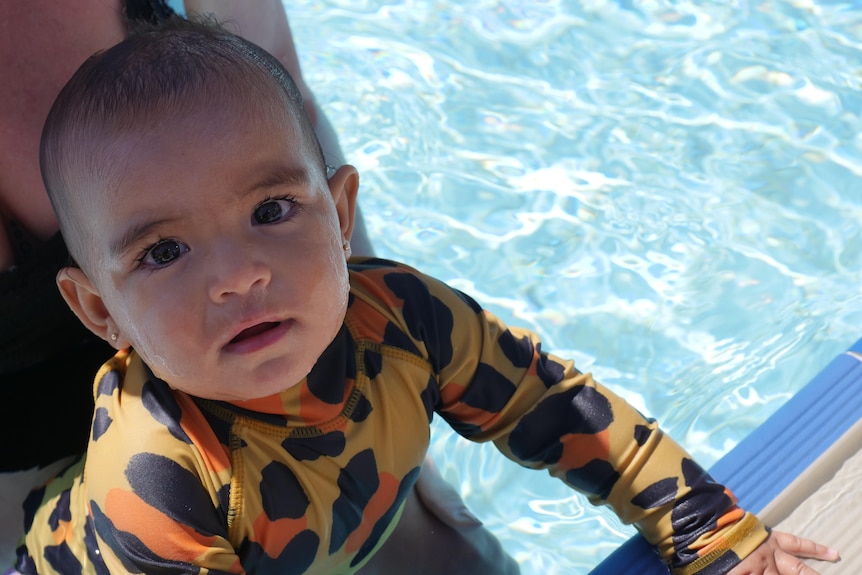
291, 1, 862, 572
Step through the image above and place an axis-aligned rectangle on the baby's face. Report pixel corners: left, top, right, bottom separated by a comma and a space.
77, 97, 355, 401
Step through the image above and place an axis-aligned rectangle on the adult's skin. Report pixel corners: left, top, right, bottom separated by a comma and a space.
0, 1, 516, 573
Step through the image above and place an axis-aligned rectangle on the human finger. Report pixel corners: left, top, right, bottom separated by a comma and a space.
771, 531, 840, 562
775, 549, 823, 575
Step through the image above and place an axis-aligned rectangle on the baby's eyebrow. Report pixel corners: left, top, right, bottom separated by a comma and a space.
110, 217, 178, 259
249, 166, 311, 192
108, 167, 312, 258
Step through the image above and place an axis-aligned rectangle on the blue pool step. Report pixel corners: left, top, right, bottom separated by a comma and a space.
589, 337, 862, 575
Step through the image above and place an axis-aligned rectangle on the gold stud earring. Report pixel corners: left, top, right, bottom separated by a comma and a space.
343, 240, 351, 257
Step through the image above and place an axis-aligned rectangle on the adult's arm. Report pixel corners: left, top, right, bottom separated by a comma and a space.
183, 1, 313, 112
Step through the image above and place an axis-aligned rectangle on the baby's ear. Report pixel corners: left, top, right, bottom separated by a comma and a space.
57, 267, 126, 349
328, 164, 359, 243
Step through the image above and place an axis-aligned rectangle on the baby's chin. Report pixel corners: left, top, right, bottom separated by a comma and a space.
178, 355, 316, 402
161, 368, 306, 402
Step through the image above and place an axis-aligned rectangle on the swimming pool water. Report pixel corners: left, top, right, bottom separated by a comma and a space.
289, 1, 862, 572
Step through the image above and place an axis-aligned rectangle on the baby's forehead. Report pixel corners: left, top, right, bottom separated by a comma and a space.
86, 79, 309, 161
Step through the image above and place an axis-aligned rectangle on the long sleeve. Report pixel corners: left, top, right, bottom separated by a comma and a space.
355, 259, 769, 574
84, 352, 243, 575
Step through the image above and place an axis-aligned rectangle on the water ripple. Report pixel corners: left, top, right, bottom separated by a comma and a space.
292, 1, 862, 572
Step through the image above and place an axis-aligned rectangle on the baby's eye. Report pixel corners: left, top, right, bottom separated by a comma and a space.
253, 197, 296, 225
140, 239, 188, 266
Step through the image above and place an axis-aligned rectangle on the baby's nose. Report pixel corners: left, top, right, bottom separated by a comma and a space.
207, 242, 272, 302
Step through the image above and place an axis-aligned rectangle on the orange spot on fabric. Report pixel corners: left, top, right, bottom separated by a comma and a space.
525, 351, 542, 377
439, 366, 509, 430
441, 399, 503, 431
558, 430, 611, 470
50, 520, 74, 547
346, 298, 391, 344
299, 378, 350, 424
251, 512, 309, 558
345, 473, 400, 553
351, 269, 405, 312
235, 394, 288, 416
174, 394, 231, 474
105, 489, 219, 563
714, 506, 744, 531
439, 382, 467, 409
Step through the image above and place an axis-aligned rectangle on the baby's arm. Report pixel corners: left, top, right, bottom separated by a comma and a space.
85, 353, 242, 574
402, 268, 802, 573
727, 531, 839, 575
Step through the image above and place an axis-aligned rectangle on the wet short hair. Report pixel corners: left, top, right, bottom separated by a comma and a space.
40, 16, 325, 267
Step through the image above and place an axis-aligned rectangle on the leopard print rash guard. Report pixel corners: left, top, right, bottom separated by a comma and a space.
17, 258, 768, 575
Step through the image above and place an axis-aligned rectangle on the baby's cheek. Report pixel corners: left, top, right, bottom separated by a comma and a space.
133, 318, 196, 382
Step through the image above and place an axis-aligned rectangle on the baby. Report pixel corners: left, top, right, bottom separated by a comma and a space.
15, 16, 838, 575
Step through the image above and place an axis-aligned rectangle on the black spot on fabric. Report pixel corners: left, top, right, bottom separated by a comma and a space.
452, 288, 483, 314
363, 348, 383, 380
91, 499, 213, 575
92, 407, 113, 441
21, 485, 47, 532
96, 370, 120, 397
508, 386, 613, 463
47, 487, 72, 531
671, 459, 731, 550
461, 363, 516, 413
282, 431, 346, 461
215, 483, 231, 526
565, 460, 620, 499
88, 503, 146, 574
568, 386, 615, 432
329, 449, 379, 554
84, 520, 111, 575
125, 453, 224, 536
306, 327, 350, 404
349, 393, 372, 423
140, 379, 191, 444
442, 416, 483, 439
632, 477, 678, 510
536, 351, 567, 388
419, 375, 441, 421
497, 330, 534, 369
260, 462, 309, 520
681, 457, 712, 488
381, 322, 422, 356
44, 543, 83, 575
634, 424, 653, 446
15, 547, 39, 575
198, 407, 233, 447
383, 272, 454, 372
239, 531, 319, 575
350, 466, 422, 567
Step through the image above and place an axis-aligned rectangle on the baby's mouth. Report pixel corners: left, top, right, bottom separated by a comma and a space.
230, 321, 281, 344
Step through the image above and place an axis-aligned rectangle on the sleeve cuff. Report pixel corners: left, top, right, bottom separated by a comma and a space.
673, 512, 770, 575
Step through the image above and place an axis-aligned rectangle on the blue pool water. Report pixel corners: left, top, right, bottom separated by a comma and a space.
289, 2, 862, 572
